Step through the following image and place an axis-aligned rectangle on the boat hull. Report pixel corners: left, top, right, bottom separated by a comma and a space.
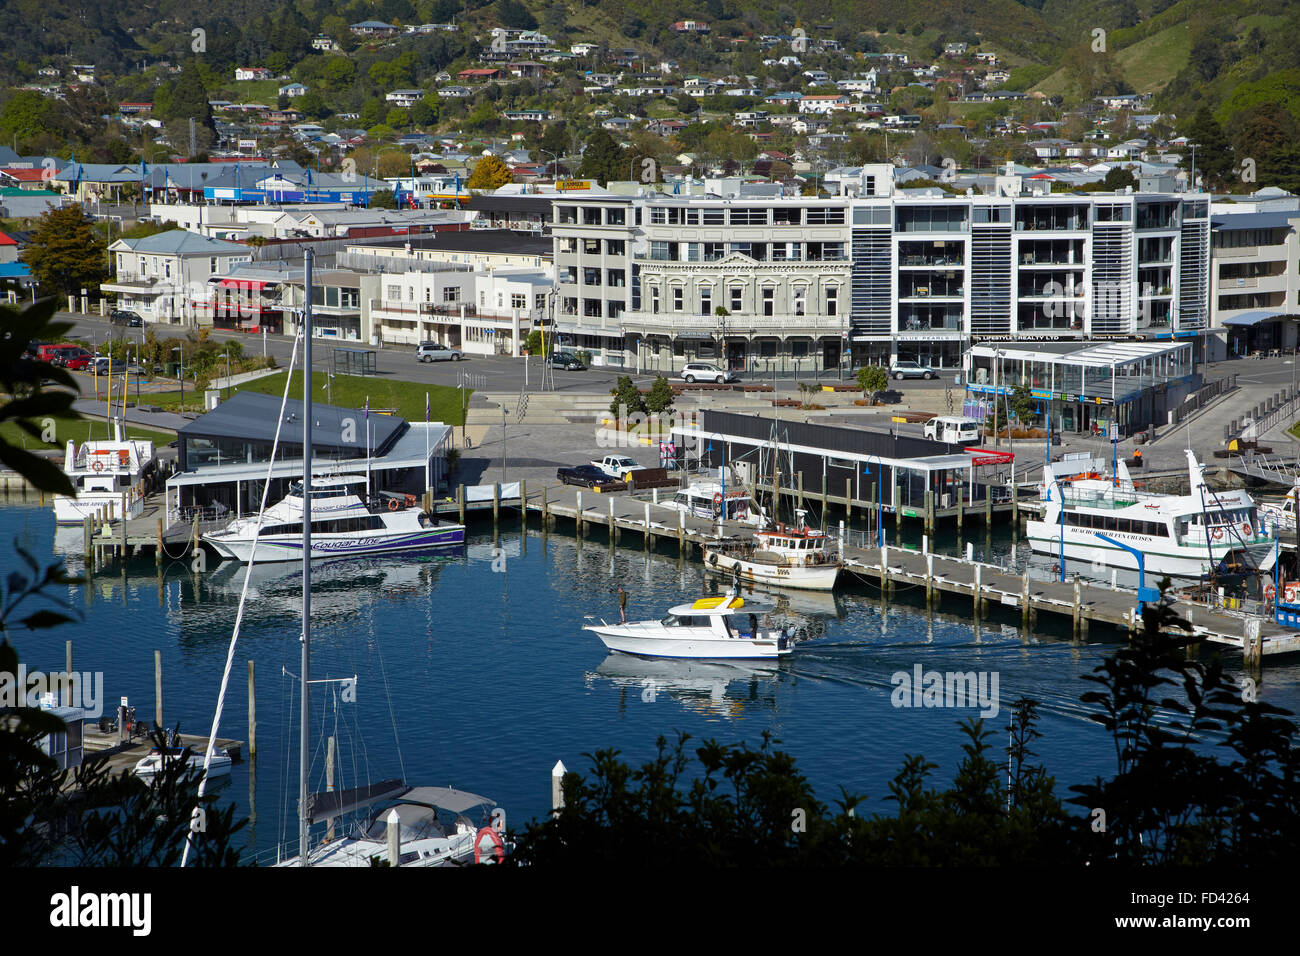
702, 548, 841, 591
204, 524, 465, 563
584, 624, 791, 659
1026, 521, 1276, 578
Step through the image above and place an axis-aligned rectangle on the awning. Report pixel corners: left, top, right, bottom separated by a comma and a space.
673, 331, 717, 340
1222, 310, 1286, 327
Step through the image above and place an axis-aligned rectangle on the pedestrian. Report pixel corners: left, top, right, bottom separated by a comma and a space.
618, 586, 628, 623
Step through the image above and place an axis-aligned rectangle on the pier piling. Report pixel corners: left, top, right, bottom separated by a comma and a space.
248, 660, 256, 760
154, 650, 162, 728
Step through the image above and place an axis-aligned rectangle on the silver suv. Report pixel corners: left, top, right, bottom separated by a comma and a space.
416, 342, 464, 362
680, 363, 738, 384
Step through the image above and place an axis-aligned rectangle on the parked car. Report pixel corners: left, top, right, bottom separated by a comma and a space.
679, 363, 738, 384
890, 360, 935, 380
109, 309, 143, 327
556, 464, 615, 488
57, 348, 94, 371
416, 341, 464, 362
548, 351, 587, 371
36, 344, 84, 366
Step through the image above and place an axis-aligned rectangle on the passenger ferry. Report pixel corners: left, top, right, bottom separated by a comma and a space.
1026, 450, 1276, 579
702, 509, 842, 591
52, 421, 156, 524
202, 475, 464, 562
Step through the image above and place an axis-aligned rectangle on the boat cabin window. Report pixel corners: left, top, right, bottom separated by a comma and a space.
1062, 512, 1169, 537
259, 514, 387, 536
661, 614, 707, 627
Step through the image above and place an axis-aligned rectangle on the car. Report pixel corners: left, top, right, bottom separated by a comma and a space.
556, 464, 616, 488
890, 360, 935, 380
679, 363, 738, 384
57, 349, 94, 371
416, 341, 463, 362
548, 351, 587, 371
110, 309, 144, 328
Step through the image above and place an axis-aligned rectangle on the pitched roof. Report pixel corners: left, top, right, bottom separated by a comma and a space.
112, 231, 249, 256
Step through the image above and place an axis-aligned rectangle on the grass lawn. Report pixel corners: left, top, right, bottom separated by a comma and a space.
0, 415, 175, 453
142, 372, 471, 426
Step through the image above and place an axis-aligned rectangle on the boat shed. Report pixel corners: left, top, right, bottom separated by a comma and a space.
164, 390, 452, 521
671, 409, 1016, 522
963, 340, 1195, 438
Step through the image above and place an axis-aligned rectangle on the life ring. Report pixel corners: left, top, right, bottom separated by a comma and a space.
1264, 583, 1276, 600
473, 826, 505, 864
1241, 522, 1252, 538
91, 460, 105, 472
1211, 526, 1223, 541
388, 498, 400, 512
709, 552, 719, 566
712, 492, 723, 506
1286, 583, 1300, 603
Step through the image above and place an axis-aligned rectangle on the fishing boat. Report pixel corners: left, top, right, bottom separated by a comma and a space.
584, 590, 793, 659
274, 782, 505, 868
660, 480, 767, 527
1026, 449, 1276, 578
52, 421, 156, 524
201, 475, 463, 562
133, 746, 232, 780
701, 508, 842, 591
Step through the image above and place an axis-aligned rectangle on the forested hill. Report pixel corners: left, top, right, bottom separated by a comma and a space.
2, 0, 1298, 124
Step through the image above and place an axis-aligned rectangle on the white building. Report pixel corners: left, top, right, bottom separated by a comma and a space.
102, 232, 251, 325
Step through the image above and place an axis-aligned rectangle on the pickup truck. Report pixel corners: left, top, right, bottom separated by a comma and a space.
590, 455, 649, 479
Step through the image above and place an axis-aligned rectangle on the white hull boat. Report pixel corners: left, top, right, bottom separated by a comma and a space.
1026, 450, 1277, 579
132, 747, 232, 780
203, 475, 464, 562
584, 592, 793, 659
52, 422, 155, 524
660, 480, 767, 527
272, 784, 505, 868
702, 509, 841, 591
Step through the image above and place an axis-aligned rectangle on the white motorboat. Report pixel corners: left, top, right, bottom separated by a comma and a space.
584, 591, 793, 659
1026, 450, 1276, 579
52, 421, 156, 524
273, 783, 505, 868
702, 508, 842, 591
132, 746, 232, 780
1259, 483, 1299, 535
202, 475, 464, 562
660, 480, 767, 527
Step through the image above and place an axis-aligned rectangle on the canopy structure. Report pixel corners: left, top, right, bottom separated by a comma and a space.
1222, 310, 1286, 327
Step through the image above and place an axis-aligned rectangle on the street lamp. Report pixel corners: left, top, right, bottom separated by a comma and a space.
171, 347, 184, 413
537, 148, 558, 182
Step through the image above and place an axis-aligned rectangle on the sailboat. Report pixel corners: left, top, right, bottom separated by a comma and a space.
182, 250, 506, 869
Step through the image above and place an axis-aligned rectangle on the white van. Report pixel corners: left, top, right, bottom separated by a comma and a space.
923, 416, 981, 444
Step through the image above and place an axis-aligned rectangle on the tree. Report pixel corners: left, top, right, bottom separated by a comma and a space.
369, 189, 398, 209
410, 97, 438, 128
1180, 107, 1234, 190
609, 375, 646, 418
467, 154, 514, 189
1008, 384, 1037, 427
0, 299, 78, 494
645, 375, 675, 415
578, 129, 626, 186
24, 207, 108, 298
1101, 165, 1136, 191
856, 365, 888, 404
498, 0, 537, 30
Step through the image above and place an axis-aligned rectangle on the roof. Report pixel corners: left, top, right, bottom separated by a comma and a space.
177, 390, 407, 453
111, 231, 248, 256
347, 229, 553, 258
1211, 211, 1298, 232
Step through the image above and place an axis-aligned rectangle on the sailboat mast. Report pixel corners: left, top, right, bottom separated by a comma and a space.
299, 248, 314, 866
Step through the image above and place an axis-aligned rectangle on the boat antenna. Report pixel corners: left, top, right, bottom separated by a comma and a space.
299, 247, 314, 866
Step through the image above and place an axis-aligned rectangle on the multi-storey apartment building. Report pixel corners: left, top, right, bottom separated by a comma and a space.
552, 168, 1212, 375
1208, 206, 1300, 358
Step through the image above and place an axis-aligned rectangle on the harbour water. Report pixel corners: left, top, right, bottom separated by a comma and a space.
5, 502, 1300, 858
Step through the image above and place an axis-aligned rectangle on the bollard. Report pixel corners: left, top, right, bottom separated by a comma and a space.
248, 660, 256, 760
1072, 576, 1082, 638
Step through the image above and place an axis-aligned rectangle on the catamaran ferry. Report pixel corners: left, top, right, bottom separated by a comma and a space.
1026, 450, 1276, 579
52, 421, 157, 524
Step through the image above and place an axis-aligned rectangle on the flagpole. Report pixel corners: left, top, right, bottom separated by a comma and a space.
424, 391, 430, 493
365, 395, 371, 496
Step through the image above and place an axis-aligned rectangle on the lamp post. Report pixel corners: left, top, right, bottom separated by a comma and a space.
537, 148, 558, 182
171, 347, 183, 413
